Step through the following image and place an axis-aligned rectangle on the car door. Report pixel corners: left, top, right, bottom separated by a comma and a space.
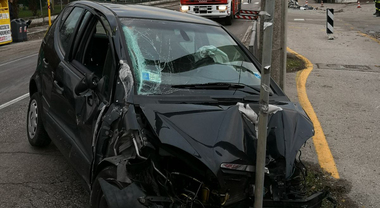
44, 6, 85, 155
39, 6, 73, 126
49, 9, 116, 184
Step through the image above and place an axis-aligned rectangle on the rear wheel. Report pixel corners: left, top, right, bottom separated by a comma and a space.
27, 93, 51, 147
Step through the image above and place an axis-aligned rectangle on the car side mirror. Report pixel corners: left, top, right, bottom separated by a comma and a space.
75, 73, 99, 95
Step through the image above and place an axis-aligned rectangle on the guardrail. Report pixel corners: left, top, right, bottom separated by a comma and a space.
249, 20, 258, 57
92, 0, 175, 5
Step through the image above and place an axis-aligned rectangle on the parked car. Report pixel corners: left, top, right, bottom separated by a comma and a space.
27, 1, 328, 207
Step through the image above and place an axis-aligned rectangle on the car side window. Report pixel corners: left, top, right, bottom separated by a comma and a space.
78, 11, 92, 34
60, 6, 73, 22
73, 17, 115, 99
59, 7, 84, 54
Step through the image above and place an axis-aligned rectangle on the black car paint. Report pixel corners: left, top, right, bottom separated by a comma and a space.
28, 1, 326, 207
33, 2, 122, 186
137, 101, 313, 179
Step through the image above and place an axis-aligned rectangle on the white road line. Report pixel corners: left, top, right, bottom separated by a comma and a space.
0, 93, 29, 110
242, 25, 253, 43
0, 53, 38, 67
294, 19, 305, 21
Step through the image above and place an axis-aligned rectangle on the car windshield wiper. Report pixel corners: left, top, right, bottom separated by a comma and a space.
171, 82, 263, 95
172, 82, 241, 89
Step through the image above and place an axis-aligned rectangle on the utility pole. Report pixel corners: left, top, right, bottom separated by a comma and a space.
254, 0, 275, 208
258, 0, 287, 90
271, 0, 287, 90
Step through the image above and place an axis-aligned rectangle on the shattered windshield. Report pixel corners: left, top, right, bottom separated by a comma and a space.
120, 18, 261, 95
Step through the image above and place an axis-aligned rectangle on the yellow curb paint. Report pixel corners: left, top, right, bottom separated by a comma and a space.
358, 32, 380, 44
287, 47, 340, 179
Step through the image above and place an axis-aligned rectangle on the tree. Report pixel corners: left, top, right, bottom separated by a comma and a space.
8, 0, 18, 19
12, 0, 18, 19
29, 0, 39, 16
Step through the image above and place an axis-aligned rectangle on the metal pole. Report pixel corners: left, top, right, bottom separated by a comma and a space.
254, 0, 275, 208
257, 0, 266, 61
47, 0, 51, 26
281, 0, 288, 91
40, 0, 43, 16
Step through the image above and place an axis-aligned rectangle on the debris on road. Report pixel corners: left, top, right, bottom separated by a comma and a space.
288, 0, 315, 10
304, 162, 359, 208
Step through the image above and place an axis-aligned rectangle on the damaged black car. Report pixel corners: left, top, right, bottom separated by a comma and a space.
27, 1, 327, 207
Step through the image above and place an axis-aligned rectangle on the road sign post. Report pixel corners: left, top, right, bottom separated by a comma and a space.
48, 0, 51, 26
326, 8, 334, 40
254, 0, 275, 207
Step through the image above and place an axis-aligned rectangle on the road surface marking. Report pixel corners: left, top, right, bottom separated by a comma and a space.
287, 47, 340, 179
242, 25, 253, 44
0, 53, 38, 68
358, 32, 380, 44
0, 93, 29, 110
294, 19, 305, 21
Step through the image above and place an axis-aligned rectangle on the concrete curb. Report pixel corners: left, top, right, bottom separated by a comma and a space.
29, 15, 58, 25
287, 47, 340, 179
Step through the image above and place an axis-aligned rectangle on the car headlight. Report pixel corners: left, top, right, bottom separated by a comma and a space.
181, 6, 189, 12
221, 163, 269, 174
218, 5, 227, 11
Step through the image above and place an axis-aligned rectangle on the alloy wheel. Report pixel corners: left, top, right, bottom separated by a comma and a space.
28, 99, 38, 139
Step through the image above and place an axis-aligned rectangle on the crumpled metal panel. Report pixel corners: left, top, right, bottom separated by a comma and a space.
99, 180, 146, 208
139, 101, 313, 178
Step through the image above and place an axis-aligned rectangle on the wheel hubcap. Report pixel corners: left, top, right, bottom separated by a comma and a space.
28, 99, 38, 139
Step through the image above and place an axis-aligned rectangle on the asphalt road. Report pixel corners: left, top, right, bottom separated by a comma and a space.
286, 1, 380, 207
0, 8, 255, 208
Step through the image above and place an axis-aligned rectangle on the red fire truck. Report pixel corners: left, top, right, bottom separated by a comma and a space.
180, 0, 242, 25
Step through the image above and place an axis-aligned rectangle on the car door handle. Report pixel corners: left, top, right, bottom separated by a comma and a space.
54, 80, 64, 94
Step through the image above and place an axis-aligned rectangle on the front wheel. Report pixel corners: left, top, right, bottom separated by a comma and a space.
225, 14, 233, 25
26, 93, 51, 147
91, 166, 117, 208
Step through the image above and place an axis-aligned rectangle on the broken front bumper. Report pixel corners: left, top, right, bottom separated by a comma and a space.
101, 178, 336, 208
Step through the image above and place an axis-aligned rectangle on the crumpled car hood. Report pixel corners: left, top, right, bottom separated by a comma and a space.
139, 101, 313, 178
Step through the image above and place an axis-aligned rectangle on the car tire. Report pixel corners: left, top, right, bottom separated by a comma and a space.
27, 93, 51, 147
225, 14, 233, 26
90, 166, 117, 208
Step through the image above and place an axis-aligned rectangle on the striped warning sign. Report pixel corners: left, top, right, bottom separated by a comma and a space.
234, 10, 259, 20
234, 15, 258, 20
326, 8, 334, 34
239, 10, 259, 15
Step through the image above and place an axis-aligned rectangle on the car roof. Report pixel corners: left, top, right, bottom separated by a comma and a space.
72, 1, 219, 26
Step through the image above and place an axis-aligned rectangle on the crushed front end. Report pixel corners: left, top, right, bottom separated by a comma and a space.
93, 99, 333, 208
